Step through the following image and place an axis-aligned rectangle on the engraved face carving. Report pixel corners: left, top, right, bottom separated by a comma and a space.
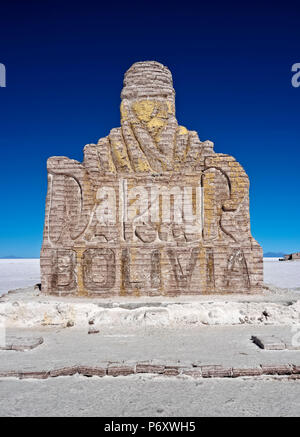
130, 99, 175, 140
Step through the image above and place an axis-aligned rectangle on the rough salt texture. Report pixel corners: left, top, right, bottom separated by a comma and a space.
2, 295, 300, 328
3, 376, 300, 417
40, 61, 263, 297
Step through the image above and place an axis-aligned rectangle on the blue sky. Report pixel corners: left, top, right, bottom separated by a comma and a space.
0, 0, 299, 257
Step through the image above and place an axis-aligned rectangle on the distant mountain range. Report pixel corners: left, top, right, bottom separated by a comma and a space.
0, 255, 24, 259
263, 252, 285, 258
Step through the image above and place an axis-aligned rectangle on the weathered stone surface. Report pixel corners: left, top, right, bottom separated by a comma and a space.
19, 371, 49, 379
78, 366, 106, 377
162, 361, 191, 376
49, 366, 79, 377
41, 61, 263, 297
107, 363, 135, 377
88, 327, 99, 335
232, 367, 263, 378
163, 366, 180, 376
287, 374, 300, 380
0, 371, 21, 378
1, 362, 300, 380
182, 368, 202, 378
261, 365, 292, 375
292, 365, 300, 374
201, 365, 232, 378
286, 343, 300, 351
136, 362, 165, 374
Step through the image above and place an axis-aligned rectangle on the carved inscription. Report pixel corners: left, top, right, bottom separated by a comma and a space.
41, 61, 263, 296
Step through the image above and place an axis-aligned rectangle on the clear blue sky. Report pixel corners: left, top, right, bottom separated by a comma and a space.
0, 0, 299, 257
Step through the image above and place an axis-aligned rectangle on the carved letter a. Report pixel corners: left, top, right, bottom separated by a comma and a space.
167, 247, 199, 288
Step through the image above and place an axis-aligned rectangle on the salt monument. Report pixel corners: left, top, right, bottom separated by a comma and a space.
41, 61, 263, 296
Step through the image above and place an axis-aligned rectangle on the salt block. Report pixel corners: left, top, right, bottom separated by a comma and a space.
0, 336, 43, 351
252, 335, 286, 350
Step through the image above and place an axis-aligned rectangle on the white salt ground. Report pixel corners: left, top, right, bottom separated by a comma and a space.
2, 376, 300, 417
0, 259, 40, 296
1, 257, 300, 417
263, 257, 300, 289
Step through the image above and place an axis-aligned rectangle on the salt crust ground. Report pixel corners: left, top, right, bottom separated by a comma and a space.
1, 325, 300, 371
1, 324, 300, 417
0, 259, 40, 296
1, 284, 300, 329
1, 375, 300, 417
1, 258, 300, 417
